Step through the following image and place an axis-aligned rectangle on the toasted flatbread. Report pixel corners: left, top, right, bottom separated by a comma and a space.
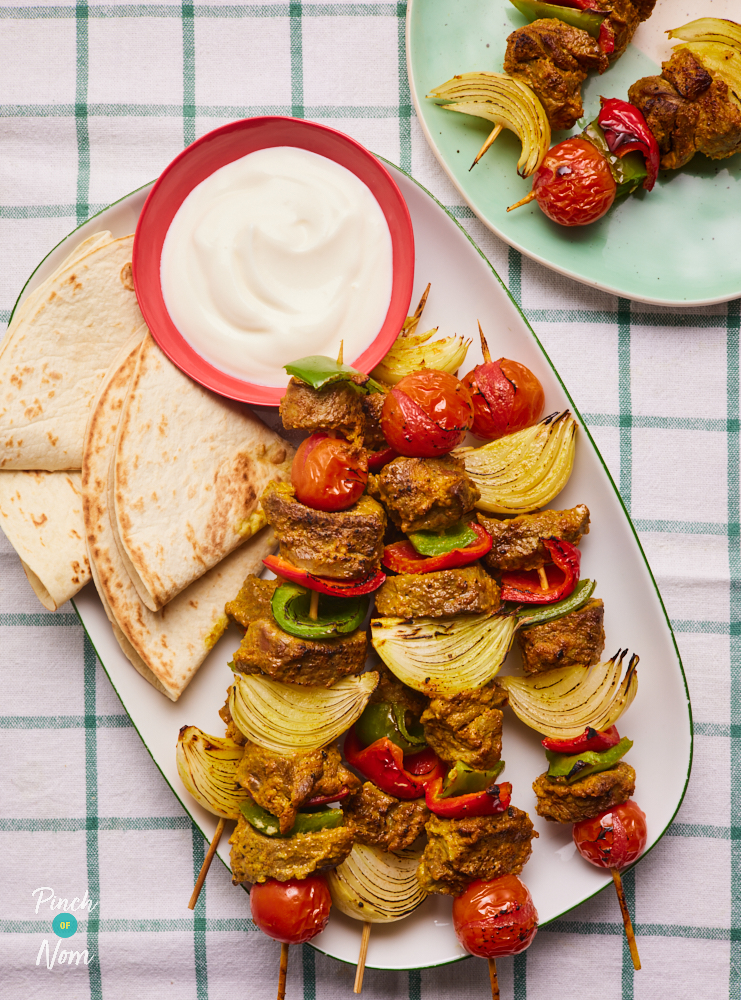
0, 470, 91, 610
0, 234, 146, 471
83, 340, 277, 700
109, 333, 293, 611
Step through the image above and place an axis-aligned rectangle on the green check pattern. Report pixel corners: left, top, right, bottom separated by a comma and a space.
0, 4, 738, 998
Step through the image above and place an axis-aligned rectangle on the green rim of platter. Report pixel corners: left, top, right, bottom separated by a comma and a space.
8, 162, 693, 965
406, 0, 741, 306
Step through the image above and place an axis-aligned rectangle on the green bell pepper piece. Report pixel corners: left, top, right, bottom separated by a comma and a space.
515, 578, 596, 627
240, 800, 344, 837
508, 0, 605, 39
582, 122, 648, 199
408, 520, 479, 557
545, 737, 633, 784
284, 355, 384, 394
271, 582, 369, 640
439, 760, 506, 798
354, 701, 426, 754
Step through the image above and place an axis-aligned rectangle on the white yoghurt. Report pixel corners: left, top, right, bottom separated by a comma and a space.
160, 146, 394, 386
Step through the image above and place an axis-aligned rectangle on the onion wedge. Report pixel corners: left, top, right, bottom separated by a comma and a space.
498, 650, 639, 739
176, 726, 248, 819
371, 327, 470, 386
455, 411, 577, 515
426, 72, 550, 176
370, 613, 517, 696
668, 17, 741, 53
229, 672, 378, 754
327, 844, 427, 922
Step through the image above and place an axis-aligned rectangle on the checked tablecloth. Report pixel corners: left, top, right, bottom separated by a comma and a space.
0, 3, 737, 999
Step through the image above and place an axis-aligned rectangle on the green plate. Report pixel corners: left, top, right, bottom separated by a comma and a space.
407, 0, 741, 305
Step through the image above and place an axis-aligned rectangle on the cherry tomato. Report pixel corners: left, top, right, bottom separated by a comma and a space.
452, 875, 538, 959
250, 875, 331, 944
573, 799, 647, 870
532, 137, 616, 227
462, 357, 544, 440
291, 433, 368, 512
381, 370, 474, 458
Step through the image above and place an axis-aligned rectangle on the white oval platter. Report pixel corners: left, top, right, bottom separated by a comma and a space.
12, 161, 692, 970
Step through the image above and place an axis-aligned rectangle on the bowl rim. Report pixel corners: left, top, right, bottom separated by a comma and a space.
132, 115, 415, 406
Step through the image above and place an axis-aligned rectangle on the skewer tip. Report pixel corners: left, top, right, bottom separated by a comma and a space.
477, 321, 492, 364
488, 958, 500, 1000
507, 190, 538, 213
187, 816, 226, 910
611, 868, 641, 971
353, 921, 372, 993
277, 942, 289, 1000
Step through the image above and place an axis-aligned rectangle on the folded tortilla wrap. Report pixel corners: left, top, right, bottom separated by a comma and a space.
109, 333, 293, 611
0, 470, 91, 610
83, 339, 278, 700
0, 234, 146, 471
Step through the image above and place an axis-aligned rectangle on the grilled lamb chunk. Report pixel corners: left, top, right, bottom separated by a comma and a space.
361, 391, 389, 453
344, 781, 429, 853
532, 762, 635, 824
237, 743, 360, 834
588, 0, 639, 61
279, 377, 365, 444
478, 504, 590, 572
518, 598, 605, 675
421, 681, 508, 769
232, 618, 367, 686
369, 662, 428, 718
368, 455, 480, 534
261, 481, 386, 579
374, 565, 500, 619
504, 19, 608, 130
629, 50, 741, 170
630, 0, 657, 20
219, 688, 247, 745
225, 575, 278, 630
417, 807, 538, 896
230, 813, 354, 883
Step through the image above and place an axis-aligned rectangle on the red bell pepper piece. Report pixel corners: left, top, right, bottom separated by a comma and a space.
541, 725, 621, 755
382, 522, 492, 574
305, 787, 353, 807
367, 446, 399, 472
597, 97, 660, 192
263, 554, 386, 597
500, 537, 580, 604
343, 726, 443, 799
425, 780, 512, 819
598, 20, 615, 53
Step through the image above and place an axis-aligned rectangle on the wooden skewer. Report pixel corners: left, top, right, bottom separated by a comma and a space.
537, 566, 549, 591
477, 321, 492, 364
309, 589, 319, 620
277, 942, 289, 1000
470, 125, 503, 171
488, 958, 500, 1000
403, 284, 431, 338
188, 817, 226, 910
337, 339, 344, 365
611, 868, 641, 971
353, 921, 372, 993
507, 190, 537, 213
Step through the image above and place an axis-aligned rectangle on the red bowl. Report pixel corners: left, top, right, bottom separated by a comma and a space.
133, 117, 415, 406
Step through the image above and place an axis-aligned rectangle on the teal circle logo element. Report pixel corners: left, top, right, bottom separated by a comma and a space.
52, 913, 77, 938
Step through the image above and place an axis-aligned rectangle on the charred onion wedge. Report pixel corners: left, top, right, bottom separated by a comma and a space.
228, 671, 378, 754
370, 613, 517, 696
426, 72, 551, 176
498, 650, 638, 739
668, 17, 741, 53
327, 844, 427, 922
455, 411, 576, 515
176, 726, 248, 818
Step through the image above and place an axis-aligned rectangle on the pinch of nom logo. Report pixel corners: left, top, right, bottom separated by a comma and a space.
32, 886, 97, 970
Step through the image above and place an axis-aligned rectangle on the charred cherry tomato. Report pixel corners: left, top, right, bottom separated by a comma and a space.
250, 875, 332, 944
573, 799, 647, 870
453, 875, 538, 959
291, 433, 368, 512
381, 370, 474, 458
462, 329, 545, 440
531, 137, 616, 227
